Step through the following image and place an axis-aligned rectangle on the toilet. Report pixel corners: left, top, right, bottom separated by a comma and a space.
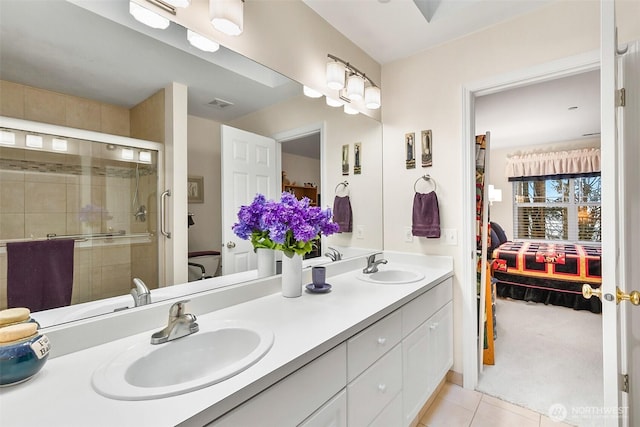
187, 251, 221, 281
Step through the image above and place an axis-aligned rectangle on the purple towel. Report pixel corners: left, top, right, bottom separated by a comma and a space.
333, 195, 353, 233
412, 192, 441, 238
7, 239, 75, 312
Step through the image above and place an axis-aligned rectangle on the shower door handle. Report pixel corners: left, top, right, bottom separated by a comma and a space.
160, 189, 172, 239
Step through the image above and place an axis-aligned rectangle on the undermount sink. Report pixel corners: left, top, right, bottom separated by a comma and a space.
357, 268, 425, 284
92, 319, 274, 400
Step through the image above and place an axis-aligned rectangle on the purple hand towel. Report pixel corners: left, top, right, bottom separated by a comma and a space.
333, 195, 353, 233
7, 239, 75, 312
412, 192, 441, 238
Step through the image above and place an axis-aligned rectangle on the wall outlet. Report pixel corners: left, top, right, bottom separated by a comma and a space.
442, 228, 457, 245
404, 226, 413, 243
356, 225, 365, 239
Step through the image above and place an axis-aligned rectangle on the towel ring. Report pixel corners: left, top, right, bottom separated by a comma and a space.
414, 175, 437, 194
335, 181, 349, 196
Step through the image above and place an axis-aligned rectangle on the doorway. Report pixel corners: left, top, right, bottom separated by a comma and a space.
461, 52, 603, 422
278, 128, 323, 259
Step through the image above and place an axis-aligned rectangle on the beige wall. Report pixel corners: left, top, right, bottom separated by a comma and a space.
488, 137, 601, 239
282, 152, 320, 192
0, 80, 130, 136
186, 115, 222, 254
381, 0, 640, 373
231, 95, 384, 250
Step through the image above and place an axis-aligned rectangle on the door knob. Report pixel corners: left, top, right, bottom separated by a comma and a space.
582, 284, 602, 300
226, 241, 236, 249
583, 284, 640, 306
616, 287, 640, 306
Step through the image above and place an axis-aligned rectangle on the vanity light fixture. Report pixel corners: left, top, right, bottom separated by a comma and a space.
129, 1, 171, 29
187, 29, 220, 52
344, 104, 359, 115
139, 151, 152, 163
364, 85, 381, 109
326, 54, 381, 109
303, 86, 323, 98
326, 97, 343, 107
52, 138, 68, 152
25, 134, 43, 149
210, 0, 244, 36
0, 130, 16, 145
326, 60, 346, 90
346, 74, 364, 101
121, 148, 135, 160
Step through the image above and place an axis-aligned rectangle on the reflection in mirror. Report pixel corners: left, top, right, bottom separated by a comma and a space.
0, 0, 383, 328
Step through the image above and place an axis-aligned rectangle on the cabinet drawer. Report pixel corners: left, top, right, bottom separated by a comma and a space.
370, 392, 402, 427
299, 389, 347, 427
211, 343, 346, 426
402, 277, 452, 336
347, 310, 401, 382
347, 345, 402, 427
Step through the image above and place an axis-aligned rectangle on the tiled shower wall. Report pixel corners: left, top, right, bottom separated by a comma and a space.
0, 80, 161, 311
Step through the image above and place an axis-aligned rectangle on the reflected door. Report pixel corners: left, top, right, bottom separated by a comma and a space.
221, 125, 277, 275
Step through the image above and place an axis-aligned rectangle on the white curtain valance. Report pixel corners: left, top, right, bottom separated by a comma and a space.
506, 148, 601, 179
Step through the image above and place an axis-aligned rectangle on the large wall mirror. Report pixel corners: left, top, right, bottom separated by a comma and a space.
0, 0, 383, 327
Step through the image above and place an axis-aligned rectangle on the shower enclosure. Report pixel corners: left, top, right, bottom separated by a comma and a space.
0, 119, 162, 311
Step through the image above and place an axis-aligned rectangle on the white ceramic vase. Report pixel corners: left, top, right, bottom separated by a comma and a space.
256, 248, 275, 278
281, 252, 303, 298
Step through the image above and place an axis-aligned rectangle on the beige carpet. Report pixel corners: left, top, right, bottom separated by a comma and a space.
477, 297, 603, 427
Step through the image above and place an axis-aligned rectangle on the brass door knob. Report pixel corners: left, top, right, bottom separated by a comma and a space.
583, 284, 640, 306
582, 284, 602, 300
616, 288, 640, 306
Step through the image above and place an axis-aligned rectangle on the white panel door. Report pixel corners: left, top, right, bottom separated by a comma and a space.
599, 2, 637, 426
221, 125, 277, 275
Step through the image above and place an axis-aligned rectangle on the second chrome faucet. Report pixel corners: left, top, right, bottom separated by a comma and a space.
363, 252, 387, 274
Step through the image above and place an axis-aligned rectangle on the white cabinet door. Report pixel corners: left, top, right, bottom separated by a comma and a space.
402, 316, 431, 425
299, 390, 347, 427
402, 301, 453, 426
426, 301, 453, 391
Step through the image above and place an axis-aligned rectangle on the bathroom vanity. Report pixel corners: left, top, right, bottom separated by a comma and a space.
0, 252, 453, 427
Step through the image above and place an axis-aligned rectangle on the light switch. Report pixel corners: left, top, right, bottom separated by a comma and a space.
442, 228, 457, 245
356, 225, 365, 239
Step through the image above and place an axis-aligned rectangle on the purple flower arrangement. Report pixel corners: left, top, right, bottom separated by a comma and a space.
233, 192, 340, 257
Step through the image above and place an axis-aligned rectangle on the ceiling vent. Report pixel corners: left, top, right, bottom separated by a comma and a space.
208, 97, 234, 109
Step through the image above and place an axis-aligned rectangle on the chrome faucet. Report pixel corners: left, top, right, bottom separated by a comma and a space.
324, 246, 343, 262
363, 252, 387, 274
151, 300, 199, 345
131, 278, 151, 307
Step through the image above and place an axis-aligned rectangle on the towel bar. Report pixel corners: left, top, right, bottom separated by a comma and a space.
413, 175, 437, 193
334, 181, 349, 196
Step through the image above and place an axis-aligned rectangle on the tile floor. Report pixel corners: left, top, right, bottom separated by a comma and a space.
419, 382, 575, 427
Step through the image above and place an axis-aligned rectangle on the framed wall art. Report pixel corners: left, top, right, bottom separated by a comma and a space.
354, 142, 362, 175
405, 132, 416, 169
187, 176, 204, 203
342, 144, 349, 176
421, 129, 433, 167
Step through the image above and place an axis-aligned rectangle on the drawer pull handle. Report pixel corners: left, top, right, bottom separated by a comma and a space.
378, 383, 387, 393
377, 337, 387, 345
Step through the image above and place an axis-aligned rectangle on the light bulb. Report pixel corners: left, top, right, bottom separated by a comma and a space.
365, 86, 381, 109
346, 74, 364, 101
326, 61, 345, 90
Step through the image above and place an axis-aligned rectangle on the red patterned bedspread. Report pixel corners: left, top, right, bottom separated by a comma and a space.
492, 241, 601, 284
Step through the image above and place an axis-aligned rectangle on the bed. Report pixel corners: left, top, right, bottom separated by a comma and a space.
491, 239, 602, 313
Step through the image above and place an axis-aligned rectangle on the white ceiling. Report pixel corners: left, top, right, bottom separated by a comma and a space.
0, 0, 600, 152
305, 0, 600, 149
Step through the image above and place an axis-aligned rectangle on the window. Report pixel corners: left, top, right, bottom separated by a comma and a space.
513, 175, 601, 242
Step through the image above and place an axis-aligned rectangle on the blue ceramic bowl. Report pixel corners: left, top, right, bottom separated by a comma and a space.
0, 333, 50, 386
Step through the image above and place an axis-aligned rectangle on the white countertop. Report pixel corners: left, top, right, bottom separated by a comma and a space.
0, 253, 453, 427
